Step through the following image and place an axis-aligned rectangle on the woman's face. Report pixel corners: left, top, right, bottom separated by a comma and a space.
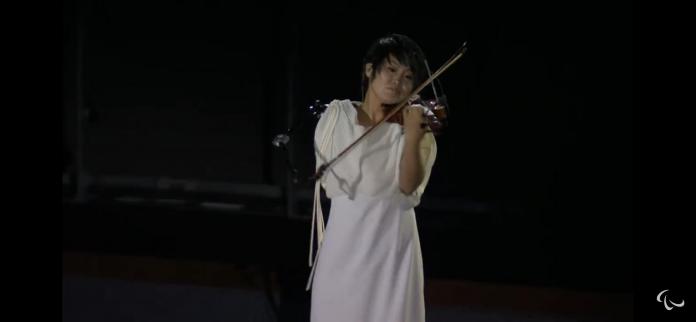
366, 55, 414, 105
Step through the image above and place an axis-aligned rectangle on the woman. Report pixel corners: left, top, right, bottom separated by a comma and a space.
308, 34, 438, 322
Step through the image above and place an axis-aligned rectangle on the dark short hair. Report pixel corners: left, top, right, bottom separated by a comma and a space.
361, 34, 428, 96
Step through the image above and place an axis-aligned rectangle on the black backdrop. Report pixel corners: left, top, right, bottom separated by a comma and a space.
63, 0, 634, 293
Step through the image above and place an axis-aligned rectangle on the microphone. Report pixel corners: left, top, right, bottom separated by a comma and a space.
272, 133, 300, 183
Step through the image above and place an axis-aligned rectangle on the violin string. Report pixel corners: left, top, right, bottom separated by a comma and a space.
424, 59, 439, 100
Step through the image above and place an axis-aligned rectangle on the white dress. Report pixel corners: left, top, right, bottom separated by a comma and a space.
308, 99, 437, 322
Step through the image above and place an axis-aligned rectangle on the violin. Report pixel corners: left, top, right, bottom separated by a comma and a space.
383, 95, 449, 135
309, 94, 449, 135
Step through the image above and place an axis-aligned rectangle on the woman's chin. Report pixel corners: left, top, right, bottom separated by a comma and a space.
382, 96, 403, 105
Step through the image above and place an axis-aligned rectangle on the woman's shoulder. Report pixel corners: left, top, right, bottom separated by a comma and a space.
319, 99, 359, 123
315, 99, 352, 134
327, 99, 360, 112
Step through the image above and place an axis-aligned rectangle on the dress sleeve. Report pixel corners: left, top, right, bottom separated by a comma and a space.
314, 101, 340, 188
400, 132, 437, 209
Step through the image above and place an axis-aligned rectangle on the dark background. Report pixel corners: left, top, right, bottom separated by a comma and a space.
62, 0, 636, 303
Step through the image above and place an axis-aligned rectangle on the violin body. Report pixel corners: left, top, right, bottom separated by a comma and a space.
384, 96, 448, 135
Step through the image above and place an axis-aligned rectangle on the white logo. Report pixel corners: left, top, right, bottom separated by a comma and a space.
657, 289, 685, 311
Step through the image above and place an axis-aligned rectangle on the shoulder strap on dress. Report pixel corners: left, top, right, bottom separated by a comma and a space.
306, 101, 340, 291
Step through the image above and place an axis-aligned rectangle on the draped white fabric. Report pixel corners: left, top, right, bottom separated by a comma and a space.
309, 99, 437, 322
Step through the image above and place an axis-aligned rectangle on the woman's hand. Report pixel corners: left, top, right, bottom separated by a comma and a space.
402, 104, 427, 140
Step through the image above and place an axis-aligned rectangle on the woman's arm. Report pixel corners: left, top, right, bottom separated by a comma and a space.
399, 105, 428, 195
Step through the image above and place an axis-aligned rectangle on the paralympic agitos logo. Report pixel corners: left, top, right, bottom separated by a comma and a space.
657, 289, 685, 311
